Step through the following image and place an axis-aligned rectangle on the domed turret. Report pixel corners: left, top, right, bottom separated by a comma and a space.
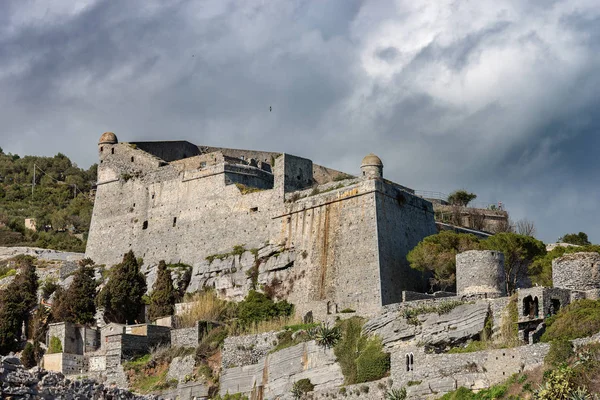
361, 153, 383, 178
98, 132, 118, 145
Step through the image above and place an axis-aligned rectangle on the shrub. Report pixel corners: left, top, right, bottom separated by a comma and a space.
21, 342, 36, 368
356, 336, 390, 383
447, 190, 477, 206
334, 317, 365, 384
291, 378, 314, 399
48, 336, 63, 354
41, 279, 58, 299
541, 300, 600, 342
546, 340, 574, 367
235, 290, 293, 327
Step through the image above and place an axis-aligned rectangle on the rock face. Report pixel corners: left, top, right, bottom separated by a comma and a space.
0, 355, 157, 399
363, 301, 490, 350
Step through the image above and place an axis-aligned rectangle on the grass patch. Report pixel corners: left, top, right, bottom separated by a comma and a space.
403, 300, 466, 325
206, 244, 247, 263
177, 290, 230, 328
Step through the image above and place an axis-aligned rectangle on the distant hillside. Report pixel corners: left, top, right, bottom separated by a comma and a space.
0, 147, 96, 252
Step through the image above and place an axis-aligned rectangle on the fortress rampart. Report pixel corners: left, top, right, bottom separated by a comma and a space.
86, 133, 436, 315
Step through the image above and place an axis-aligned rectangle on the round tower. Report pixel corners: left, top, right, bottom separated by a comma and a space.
361, 153, 383, 178
456, 250, 506, 297
98, 132, 118, 161
552, 252, 600, 291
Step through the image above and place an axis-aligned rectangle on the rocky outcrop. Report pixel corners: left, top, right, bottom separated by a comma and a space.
363, 301, 490, 349
0, 355, 157, 399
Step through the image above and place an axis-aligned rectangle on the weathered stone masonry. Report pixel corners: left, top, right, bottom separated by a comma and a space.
86, 133, 437, 316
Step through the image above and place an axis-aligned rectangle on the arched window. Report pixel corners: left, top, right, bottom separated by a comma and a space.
533, 297, 539, 318
523, 295, 533, 317
406, 354, 410, 372
111, 148, 115, 154
410, 353, 414, 371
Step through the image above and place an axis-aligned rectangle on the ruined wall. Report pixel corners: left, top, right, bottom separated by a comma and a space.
390, 344, 549, 397
456, 251, 506, 297
375, 181, 437, 304
221, 332, 279, 369
553, 252, 600, 291
42, 353, 85, 375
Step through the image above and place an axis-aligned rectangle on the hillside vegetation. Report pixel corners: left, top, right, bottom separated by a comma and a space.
0, 148, 96, 252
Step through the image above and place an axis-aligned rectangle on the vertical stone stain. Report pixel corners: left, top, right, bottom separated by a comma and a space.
319, 204, 331, 300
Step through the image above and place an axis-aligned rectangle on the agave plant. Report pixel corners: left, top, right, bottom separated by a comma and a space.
570, 387, 592, 400
314, 324, 342, 348
385, 387, 407, 400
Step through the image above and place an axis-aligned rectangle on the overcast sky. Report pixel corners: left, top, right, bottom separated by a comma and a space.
1, 0, 599, 244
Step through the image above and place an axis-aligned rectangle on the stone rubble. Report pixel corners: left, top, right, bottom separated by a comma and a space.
0, 355, 160, 400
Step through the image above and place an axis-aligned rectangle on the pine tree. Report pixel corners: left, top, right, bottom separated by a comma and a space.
96, 251, 147, 324
148, 261, 176, 321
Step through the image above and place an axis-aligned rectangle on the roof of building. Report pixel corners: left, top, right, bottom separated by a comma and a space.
99, 132, 118, 145
361, 153, 383, 167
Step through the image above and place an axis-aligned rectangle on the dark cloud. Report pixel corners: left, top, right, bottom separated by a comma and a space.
0, 0, 599, 244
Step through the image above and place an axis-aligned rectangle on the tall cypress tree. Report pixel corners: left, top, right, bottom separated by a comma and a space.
51, 259, 97, 325
96, 251, 147, 324
148, 261, 176, 321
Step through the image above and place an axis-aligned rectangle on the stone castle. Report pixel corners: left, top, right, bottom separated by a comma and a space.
86, 132, 436, 317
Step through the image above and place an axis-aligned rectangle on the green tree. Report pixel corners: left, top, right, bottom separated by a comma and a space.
96, 251, 147, 324
482, 233, 546, 294
21, 342, 36, 368
0, 257, 39, 354
558, 232, 591, 246
447, 190, 477, 207
51, 259, 97, 325
148, 261, 176, 321
407, 231, 481, 291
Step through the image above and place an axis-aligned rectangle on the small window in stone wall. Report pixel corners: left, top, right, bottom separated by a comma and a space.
112, 148, 115, 154
100, 146, 103, 152
131, 156, 134, 162
142, 221, 148, 230
250, 207, 258, 212
173, 217, 177, 227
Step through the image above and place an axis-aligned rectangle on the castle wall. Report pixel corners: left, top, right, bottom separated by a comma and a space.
375, 181, 437, 305
86, 158, 283, 267
278, 180, 382, 315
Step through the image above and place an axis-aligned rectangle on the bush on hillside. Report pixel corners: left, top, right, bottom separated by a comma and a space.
356, 336, 390, 383
545, 339, 574, 367
541, 300, 600, 342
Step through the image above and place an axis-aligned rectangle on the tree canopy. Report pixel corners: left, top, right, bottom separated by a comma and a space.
481, 233, 546, 293
558, 232, 591, 246
407, 231, 481, 291
0, 151, 96, 252
408, 231, 546, 293
447, 190, 477, 207
96, 251, 147, 324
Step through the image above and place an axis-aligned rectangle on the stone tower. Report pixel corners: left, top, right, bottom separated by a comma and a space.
98, 132, 118, 162
456, 250, 506, 297
361, 153, 383, 178
553, 252, 600, 291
